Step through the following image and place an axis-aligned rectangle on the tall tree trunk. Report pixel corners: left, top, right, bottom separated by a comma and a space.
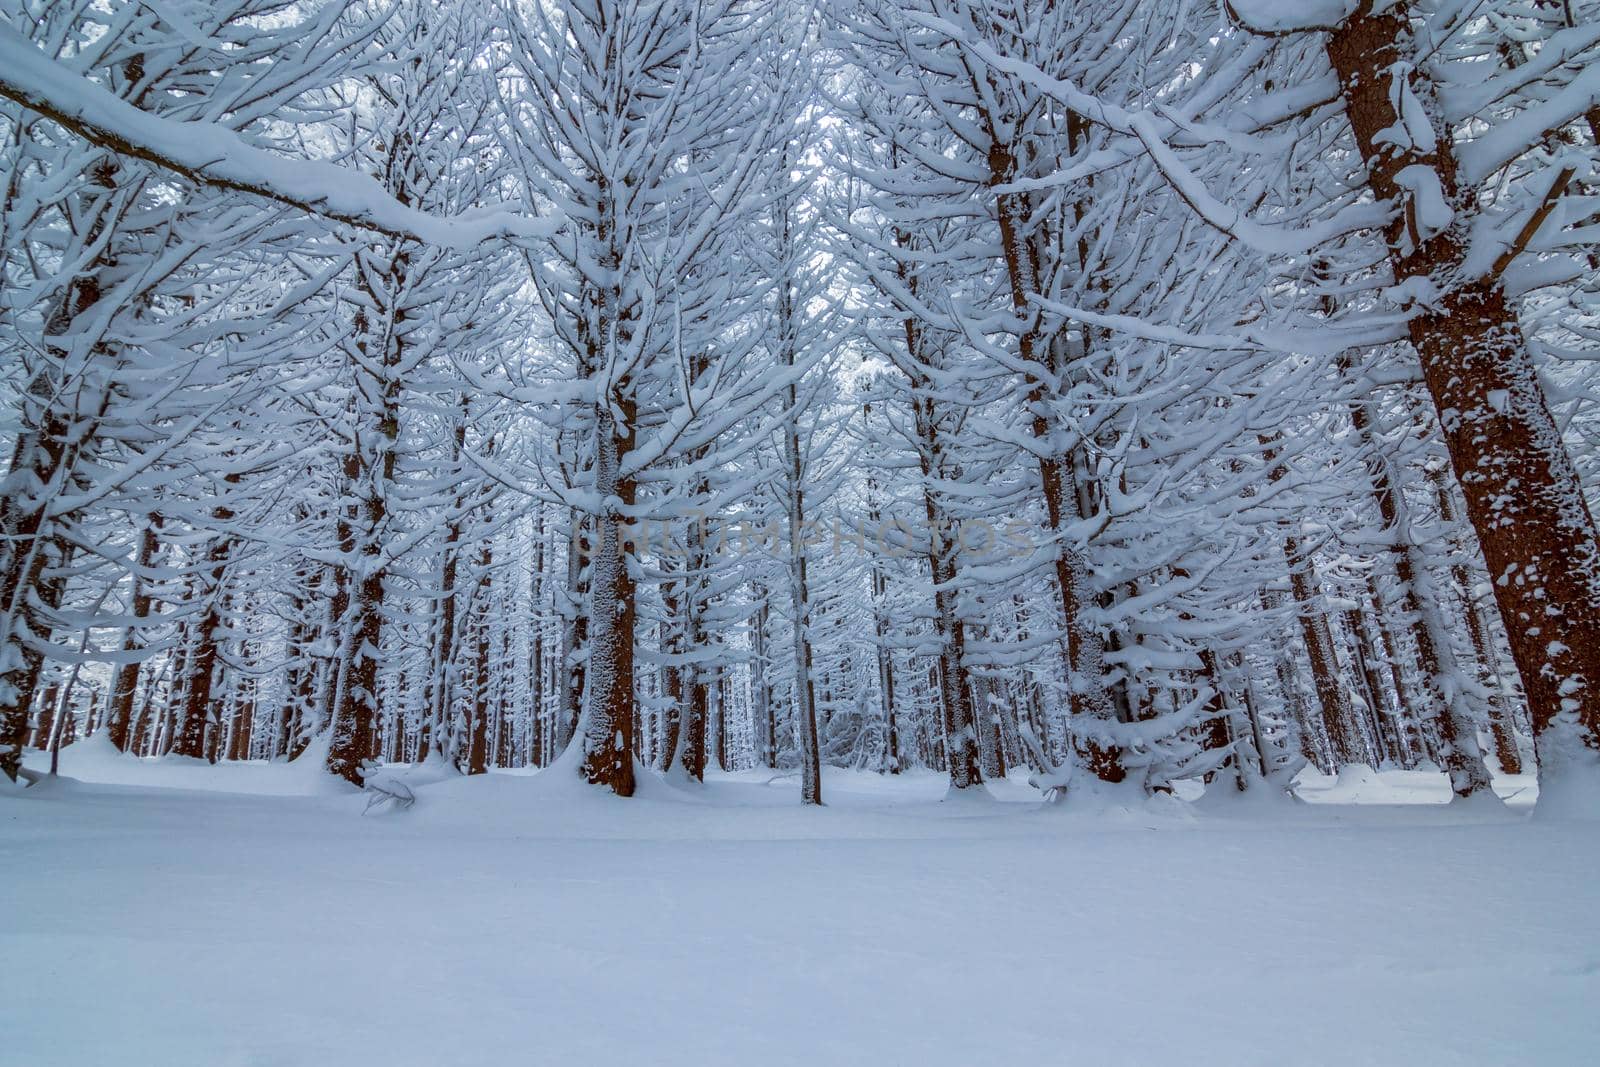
1259, 587, 1321, 769
777, 193, 822, 805
31, 684, 58, 752
676, 493, 712, 782
1337, 608, 1386, 766
1327, 2, 1600, 790
1196, 647, 1236, 785
1429, 465, 1525, 776
989, 133, 1121, 785
558, 506, 589, 757
1349, 605, 1406, 766
529, 507, 547, 765
0, 455, 70, 779
750, 589, 775, 770
278, 570, 319, 760
1339, 357, 1492, 796
174, 494, 239, 763
421, 410, 469, 765
578, 401, 638, 796
105, 517, 160, 751
467, 543, 493, 776
915, 413, 981, 793
864, 448, 900, 774
0, 163, 116, 782
328, 230, 411, 784
1364, 571, 1419, 766
1259, 434, 1361, 766
711, 669, 727, 772
783, 435, 822, 804
659, 560, 685, 772
228, 677, 256, 763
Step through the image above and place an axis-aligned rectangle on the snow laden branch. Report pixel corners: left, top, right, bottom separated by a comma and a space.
897, 9, 1389, 257
0, 25, 559, 250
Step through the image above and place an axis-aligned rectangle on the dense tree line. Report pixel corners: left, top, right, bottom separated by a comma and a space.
2, 0, 1597, 809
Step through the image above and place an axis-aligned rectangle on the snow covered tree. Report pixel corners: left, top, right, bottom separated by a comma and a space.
500, 0, 797, 793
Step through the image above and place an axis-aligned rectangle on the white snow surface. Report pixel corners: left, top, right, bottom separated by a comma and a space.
1228, 0, 1355, 33
4, 743, 1596, 1066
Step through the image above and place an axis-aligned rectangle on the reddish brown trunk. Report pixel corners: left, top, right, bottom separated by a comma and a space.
0, 230, 104, 780
466, 541, 494, 776
1197, 648, 1243, 787
174, 527, 233, 762
1429, 465, 1525, 775
888, 204, 978, 794
750, 591, 775, 770
106, 518, 159, 751
1328, 3, 1600, 771
1348, 606, 1407, 766
31, 684, 58, 750
579, 399, 638, 797
1292, 560, 1359, 765
863, 461, 900, 773
1363, 572, 1418, 763
1, 524, 68, 773
989, 134, 1122, 784
681, 673, 707, 781
1340, 364, 1490, 794
327, 567, 379, 785
228, 682, 255, 763
659, 587, 684, 771
1260, 435, 1361, 765
914, 401, 982, 791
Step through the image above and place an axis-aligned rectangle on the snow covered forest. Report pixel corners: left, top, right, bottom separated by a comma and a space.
5, 0, 1599, 806
3, 0, 1600, 1060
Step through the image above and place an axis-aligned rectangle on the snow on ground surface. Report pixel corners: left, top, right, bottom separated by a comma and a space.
4, 742, 1596, 1066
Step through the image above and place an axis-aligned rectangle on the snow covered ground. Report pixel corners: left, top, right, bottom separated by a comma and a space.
4, 742, 1596, 1066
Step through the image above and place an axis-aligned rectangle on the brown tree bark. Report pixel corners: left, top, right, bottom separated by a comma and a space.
173, 499, 237, 762
1327, 2, 1600, 783
0, 437, 81, 775
914, 399, 982, 792
31, 684, 58, 751
750, 589, 776, 770
529, 508, 547, 765
989, 131, 1122, 784
0, 163, 114, 782
677, 523, 710, 784
784, 417, 822, 803
578, 396, 638, 796
325, 467, 377, 784
557, 505, 589, 756
277, 569, 320, 760
466, 542, 493, 776
888, 202, 979, 794
327, 225, 413, 784
1339, 364, 1492, 795
1259, 435, 1361, 766
775, 182, 822, 805
1197, 647, 1241, 788
228, 680, 255, 763
659, 573, 685, 772
1428, 464, 1525, 775
1347, 605, 1407, 766
1363, 572, 1418, 765
417, 413, 470, 766
105, 517, 160, 751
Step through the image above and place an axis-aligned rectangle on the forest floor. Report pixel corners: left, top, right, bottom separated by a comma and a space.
4, 740, 1596, 1066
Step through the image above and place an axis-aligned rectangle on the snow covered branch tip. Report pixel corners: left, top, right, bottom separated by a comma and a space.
0, 25, 559, 250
